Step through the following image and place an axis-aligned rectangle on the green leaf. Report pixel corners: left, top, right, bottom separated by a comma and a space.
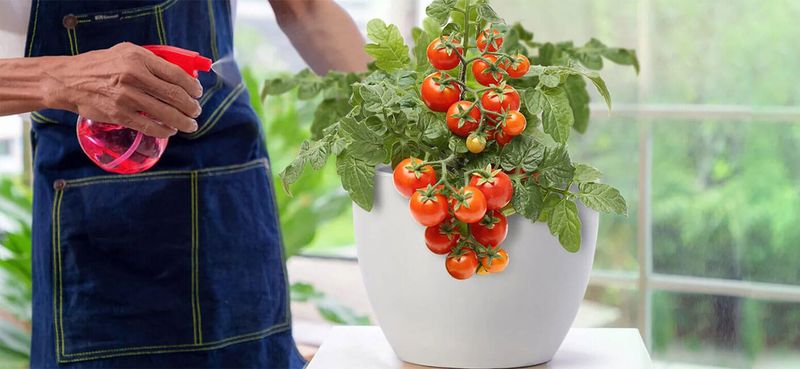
262, 76, 297, 97
540, 86, 575, 144
418, 111, 449, 146
476, 1, 502, 23
548, 198, 582, 253
339, 117, 385, 164
426, 0, 457, 25
573, 163, 603, 183
523, 88, 544, 115
602, 48, 640, 74
412, 27, 434, 73
448, 136, 468, 154
336, 152, 376, 211
365, 19, 411, 73
279, 139, 331, 192
499, 135, 544, 172
538, 192, 562, 222
538, 145, 575, 187
316, 299, 371, 325
563, 75, 590, 133
578, 182, 628, 216
296, 69, 324, 99
511, 182, 544, 221
311, 98, 349, 139
582, 70, 612, 110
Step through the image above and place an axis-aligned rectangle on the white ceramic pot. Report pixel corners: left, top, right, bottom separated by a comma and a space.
353, 167, 599, 368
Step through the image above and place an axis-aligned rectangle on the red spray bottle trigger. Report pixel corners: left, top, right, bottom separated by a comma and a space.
76, 45, 212, 174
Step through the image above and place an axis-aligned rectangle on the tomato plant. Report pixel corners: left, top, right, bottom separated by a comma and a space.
421, 72, 462, 112
479, 248, 509, 274
472, 55, 504, 86
471, 210, 508, 248
393, 157, 437, 198
446, 101, 481, 137
446, 248, 479, 280
427, 36, 462, 70
273, 0, 637, 280
425, 221, 460, 254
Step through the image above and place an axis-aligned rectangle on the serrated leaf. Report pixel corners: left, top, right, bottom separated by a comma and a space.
426, 0, 457, 25
448, 136, 468, 154
476, 2, 501, 22
538, 145, 575, 187
540, 74, 560, 88
339, 117, 385, 164
336, 152, 376, 211
563, 75, 590, 133
279, 139, 331, 193
365, 19, 411, 73
573, 163, 603, 183
499, 135, 544, 172
540, 86, 575, 144
548, 198, 582, 253
511, 182, 544, 221
578, 182, 627, 216
523, 89, 544, 115
539, 192, 562, 222
418, 111, 449, 146
311, 98, 349, 139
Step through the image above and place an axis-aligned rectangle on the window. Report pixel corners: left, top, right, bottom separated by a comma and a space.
234, 1, 800, 367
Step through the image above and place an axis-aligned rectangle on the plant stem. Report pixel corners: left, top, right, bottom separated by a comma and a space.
458, 3, 470, 100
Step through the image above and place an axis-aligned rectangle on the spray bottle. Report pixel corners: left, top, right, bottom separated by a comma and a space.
76, 45, 212, 174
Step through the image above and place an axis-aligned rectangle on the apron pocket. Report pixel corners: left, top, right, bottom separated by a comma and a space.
52, 159, 288, 363
54, 170, 195, 362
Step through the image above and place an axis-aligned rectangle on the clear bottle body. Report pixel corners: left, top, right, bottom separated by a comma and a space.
76, 117, 168, 174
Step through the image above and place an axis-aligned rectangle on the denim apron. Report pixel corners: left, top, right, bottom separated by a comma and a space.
25, 1, 304, 367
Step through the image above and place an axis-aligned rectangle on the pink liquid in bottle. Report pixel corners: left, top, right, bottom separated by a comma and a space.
76, 45, 211, 174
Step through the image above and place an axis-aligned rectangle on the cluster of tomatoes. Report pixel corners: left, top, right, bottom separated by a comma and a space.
393, 157, 515, 280
420, 27, 531, 153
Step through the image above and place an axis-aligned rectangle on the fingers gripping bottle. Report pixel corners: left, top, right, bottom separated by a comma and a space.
76, 45, 212, 174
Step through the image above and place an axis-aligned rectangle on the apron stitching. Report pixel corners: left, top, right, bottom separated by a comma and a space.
207, 0, 219, 60
193, 172, 203, 343
50, 189, 62, 361
198, 79, 223, 106
190, 171, 198, 344
74, 0, 178, 24
57, 321, 291, 362
71, 28, 80, 54
62, 158, 268, 187
66, 27, 76, 56
191, 83, 245, 139
31, 111, 58, 124
26, 0, 41, 57
159, 7, 168, 44
55, 189, 66, 356
154, 6, 164, 45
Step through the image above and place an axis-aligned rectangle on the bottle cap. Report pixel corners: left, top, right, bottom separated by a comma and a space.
143, 45, 212, 77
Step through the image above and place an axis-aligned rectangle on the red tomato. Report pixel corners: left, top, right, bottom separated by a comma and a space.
506, 54, 530, 78
421, 72, 463, 112
495, 130, 513, 146
427, 37, 463, 70
409, 190, 449, 227
446, 101, 481, 137
452, 186, 487, 223
481, 85, 521, 117
425, 221, 460, 254
480, 249, 509, 273
476, 28, 504, 53
446, 249, 479, 280
502, 110, 527, 136
471, 55, 504, 86
393, 158, 437, 198
469, 170, 513, 210
471, 210, 508, 248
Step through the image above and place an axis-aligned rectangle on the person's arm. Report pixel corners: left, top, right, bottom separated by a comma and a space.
0, 43, 203, 138
268, 0, 370, 74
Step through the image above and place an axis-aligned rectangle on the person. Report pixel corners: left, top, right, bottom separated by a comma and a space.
0, 1, 369, 368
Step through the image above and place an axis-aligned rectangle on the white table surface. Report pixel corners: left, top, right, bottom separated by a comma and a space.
307, 326, 652, 369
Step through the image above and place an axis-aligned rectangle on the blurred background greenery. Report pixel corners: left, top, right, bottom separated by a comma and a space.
2, 0, 800, 368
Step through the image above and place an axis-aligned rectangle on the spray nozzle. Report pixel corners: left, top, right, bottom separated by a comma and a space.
143, 45, 212, 77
